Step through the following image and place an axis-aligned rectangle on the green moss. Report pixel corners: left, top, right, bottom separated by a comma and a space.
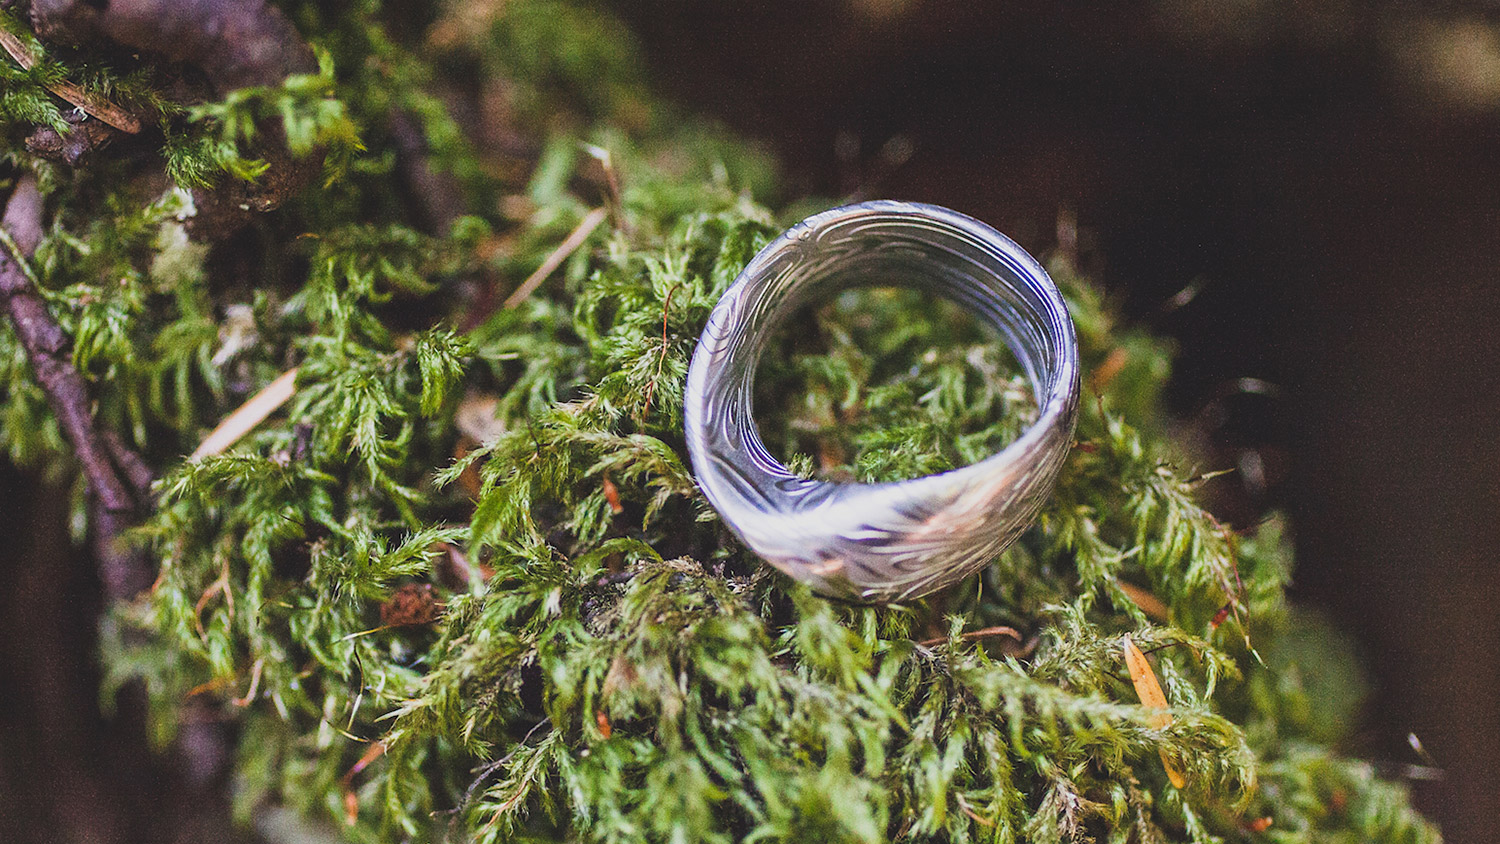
0, 1, 1437, 842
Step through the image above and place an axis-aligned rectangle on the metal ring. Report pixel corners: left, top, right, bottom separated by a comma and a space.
684, 201, 1080, 602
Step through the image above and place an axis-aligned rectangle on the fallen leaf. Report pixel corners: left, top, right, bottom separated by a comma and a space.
1123, 634, 1187, 788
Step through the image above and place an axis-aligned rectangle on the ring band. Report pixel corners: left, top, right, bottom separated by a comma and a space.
684, 201, 1080, 602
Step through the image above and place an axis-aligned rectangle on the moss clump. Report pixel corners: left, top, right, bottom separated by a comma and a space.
1, 1, 1437, 842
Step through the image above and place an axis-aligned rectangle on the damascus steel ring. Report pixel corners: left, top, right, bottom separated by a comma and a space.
684, 201, 1080, 602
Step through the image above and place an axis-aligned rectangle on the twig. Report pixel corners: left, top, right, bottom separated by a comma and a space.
918, 625, 1023, 648
230, 657, 263, 707
2, 175, 151, 598
641, 281, 680, 412
582, 144, 624, 227
954, 792, 995, 827
455, 718, 553, 815
0, 27, 144, 133
502, 207, 608, 309
102, 428, 155, 496
190, 366, 300, 460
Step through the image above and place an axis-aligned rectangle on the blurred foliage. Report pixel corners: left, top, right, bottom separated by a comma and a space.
1, 1, 1439, 842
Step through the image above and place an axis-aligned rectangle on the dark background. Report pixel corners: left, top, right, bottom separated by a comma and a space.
612, 2, 1499, 841
2, 1, 1496, 842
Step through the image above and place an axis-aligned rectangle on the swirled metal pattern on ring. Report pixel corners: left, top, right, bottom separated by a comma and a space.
684, 201, 1080, 602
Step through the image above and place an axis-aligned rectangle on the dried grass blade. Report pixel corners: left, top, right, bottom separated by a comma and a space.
191, 367, 299, 460
502, 207, 607, 309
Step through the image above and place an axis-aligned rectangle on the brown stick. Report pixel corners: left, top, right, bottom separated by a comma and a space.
0, 28, 143, 133
502, 207, 608, 309
918, 625, 1024, 648
0, 177, 130, 511
1, 175, 150, 597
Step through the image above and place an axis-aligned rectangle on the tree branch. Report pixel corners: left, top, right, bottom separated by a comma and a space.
1, 174, 151, 598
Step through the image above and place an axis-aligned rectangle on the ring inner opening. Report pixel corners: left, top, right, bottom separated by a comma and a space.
751, 285, 1038, 484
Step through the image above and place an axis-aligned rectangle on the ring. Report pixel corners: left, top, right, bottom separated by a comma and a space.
684, 201, 1080, 602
